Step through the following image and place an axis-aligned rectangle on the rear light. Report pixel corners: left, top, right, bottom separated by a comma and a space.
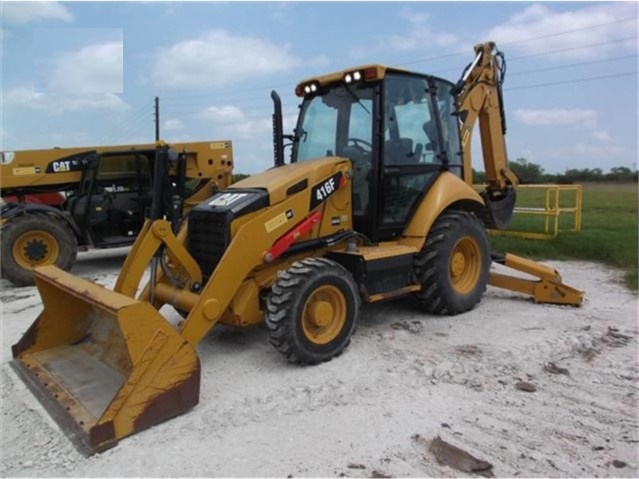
363, 67, 378, 81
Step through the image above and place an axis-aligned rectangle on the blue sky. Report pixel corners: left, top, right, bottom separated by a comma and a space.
1, 1, 637, 174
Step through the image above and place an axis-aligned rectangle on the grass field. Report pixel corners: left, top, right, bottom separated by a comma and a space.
489, 182, 638, 291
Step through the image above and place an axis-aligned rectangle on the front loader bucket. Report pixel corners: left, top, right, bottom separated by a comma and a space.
10, 265, 200, 455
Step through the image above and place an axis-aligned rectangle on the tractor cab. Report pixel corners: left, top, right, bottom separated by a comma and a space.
67, 149, 155, 247
290, 66, 462, 241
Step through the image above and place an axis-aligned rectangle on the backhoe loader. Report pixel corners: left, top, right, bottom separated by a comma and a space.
11, 42, 583, 455
1, 141, 233, 285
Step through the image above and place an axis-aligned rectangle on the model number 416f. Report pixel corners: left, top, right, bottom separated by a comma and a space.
315, 177, 336, 202
309, 172, 343, 210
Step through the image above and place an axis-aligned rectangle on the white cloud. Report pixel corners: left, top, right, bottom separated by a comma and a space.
150, 30, 304, 89
200, 104, 297, 131
3, 86, 129, 113
549, 142, 626, 161
592, 130, 611, 142
269, 2, 291, 22
487, 3, 637, 60
2, 1, 73, 24
350, 7, 467, 61
515, 108, 598, 128
196, 103, 297, 173
163, 119, 185, 132
41, 41, 123, 94
199, 105, 272, 137
387, 8, 462, 52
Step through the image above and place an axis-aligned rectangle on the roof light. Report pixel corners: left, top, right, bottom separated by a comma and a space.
353, 71, 362, 81
310, 83, 318, 92
345, 73, 353, 84
304, 85, 312, 94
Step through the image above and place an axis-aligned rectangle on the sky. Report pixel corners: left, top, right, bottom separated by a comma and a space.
1, 1, 637, 175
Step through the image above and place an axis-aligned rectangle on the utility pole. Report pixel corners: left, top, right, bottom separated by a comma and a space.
154, 96, 160, 142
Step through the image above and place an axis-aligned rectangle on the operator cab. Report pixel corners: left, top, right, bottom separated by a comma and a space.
66, 150, 155, 247
291, 66, 462, 242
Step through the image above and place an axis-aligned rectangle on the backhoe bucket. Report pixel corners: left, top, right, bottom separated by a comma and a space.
10, 265, 200, 455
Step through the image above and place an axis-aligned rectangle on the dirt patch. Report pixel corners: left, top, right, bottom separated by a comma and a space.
1, 256, 637, 477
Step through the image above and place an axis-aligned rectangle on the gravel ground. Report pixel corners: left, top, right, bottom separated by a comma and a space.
1, 248, 637, 477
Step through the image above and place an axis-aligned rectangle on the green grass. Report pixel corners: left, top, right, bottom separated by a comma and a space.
489, 183, 638, 291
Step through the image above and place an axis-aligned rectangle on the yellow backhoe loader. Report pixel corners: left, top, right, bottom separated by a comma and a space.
11, 42, 583, 455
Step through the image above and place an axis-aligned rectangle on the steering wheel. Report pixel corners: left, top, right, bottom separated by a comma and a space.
346, 137, 372, 153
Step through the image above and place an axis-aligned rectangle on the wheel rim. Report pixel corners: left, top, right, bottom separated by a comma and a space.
12, 230, 60, 269
301, 285, 347, 345
449, 236, 481, 294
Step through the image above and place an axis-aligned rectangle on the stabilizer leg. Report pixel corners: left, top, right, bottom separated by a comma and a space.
488, 252, 584, 306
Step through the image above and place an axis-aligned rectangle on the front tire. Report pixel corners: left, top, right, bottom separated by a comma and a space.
413, 211, 490, 315
265, 257, 360, 365
1, 214, 78, 286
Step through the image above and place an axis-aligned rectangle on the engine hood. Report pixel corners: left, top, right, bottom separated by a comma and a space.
229, 157, 351, 206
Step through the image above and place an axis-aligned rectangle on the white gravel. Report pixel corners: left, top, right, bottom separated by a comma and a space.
1, 248, 637, 477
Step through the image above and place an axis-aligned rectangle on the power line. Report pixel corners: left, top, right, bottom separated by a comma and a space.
508, 35, 638, 61
94, 102, 154, 145
161, 82, 292, 102
507, 54, 638, 77
145, 21, 639, 131
505, 71, 637, 91
395, 16, 638, 67
160, 27, 638, 108
161, 107, 299, 123
161, 92, 298, 109
96, 110, 152, 145
497, 16, 637, 48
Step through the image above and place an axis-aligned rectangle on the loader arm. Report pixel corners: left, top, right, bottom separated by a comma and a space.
113, 218, 202, 299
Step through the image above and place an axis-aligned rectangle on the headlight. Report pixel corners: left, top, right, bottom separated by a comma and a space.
302, 82, 319, 95
344, 71, 363, 84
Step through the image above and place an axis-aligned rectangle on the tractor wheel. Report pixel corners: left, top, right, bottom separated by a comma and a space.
1, 214, 78, 286
265, 257, 360, 365
413, 211, 490, 315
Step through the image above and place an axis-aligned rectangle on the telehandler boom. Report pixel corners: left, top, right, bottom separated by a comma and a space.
11, 42, 583, 455
1, 141, 234, 285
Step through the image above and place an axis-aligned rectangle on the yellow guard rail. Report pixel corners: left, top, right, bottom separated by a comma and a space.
488, 184, 582, 240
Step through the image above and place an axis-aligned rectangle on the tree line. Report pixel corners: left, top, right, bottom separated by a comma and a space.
473, 158, 638, 184
234, 159, 637, 185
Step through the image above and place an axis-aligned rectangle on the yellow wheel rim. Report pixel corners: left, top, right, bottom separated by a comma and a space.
449, 236, 481, 294
12, 230, 60, 269
302, 285, 347, 345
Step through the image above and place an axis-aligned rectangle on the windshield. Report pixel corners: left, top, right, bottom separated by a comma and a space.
293, 84, 374, 163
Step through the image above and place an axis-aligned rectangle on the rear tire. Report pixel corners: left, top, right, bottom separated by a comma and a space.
265, 257, 360, 365
1, 214, 78, 286
413, 211, 490, 315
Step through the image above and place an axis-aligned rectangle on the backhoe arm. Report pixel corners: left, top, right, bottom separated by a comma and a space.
453, 42, 519, 229
454, 41, 519, 191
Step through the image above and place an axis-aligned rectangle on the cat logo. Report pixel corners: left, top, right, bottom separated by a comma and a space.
52, 160, 72, 172
209, 192, 248, 207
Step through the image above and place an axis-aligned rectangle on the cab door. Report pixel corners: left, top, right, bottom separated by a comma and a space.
377, 73, 460, 240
